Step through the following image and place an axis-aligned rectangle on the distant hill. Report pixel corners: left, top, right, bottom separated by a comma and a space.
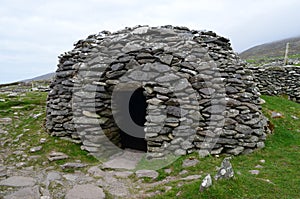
21, 72, 55, 83
240, 36, 300, 60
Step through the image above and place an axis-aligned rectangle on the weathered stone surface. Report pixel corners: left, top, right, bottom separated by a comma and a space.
128, 71, 159, 81
60, 162, 88, 170
199, 174, 212, 192
198, 150, 210, 158
227, 146, 244, 155
155, 74, 180, 82
0, 176, 36, 187
182, 158, 200, 167
214, 158, 234, 180
4, 186, 40, 199
113, 171, 134, 178
65, 184, 105, 199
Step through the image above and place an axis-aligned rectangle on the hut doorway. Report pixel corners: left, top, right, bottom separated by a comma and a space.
118, 87, 147, 152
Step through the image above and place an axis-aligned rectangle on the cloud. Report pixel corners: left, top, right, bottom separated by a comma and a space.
1, 0, 300, 83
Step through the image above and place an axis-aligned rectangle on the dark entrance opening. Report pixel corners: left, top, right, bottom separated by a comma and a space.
119, 88, 147, 152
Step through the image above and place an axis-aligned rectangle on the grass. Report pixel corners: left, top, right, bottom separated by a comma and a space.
147, 95, 300, 199
245, 53, 300, 65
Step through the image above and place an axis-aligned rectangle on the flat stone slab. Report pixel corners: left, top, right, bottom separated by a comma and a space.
4, 186, 40, 199
181, 174, 202, 181
60, 162, 87, 170
135, 170, 159, 179
0, 176, 35, 187
102, 149, 144, 170
65, 184, 105, 199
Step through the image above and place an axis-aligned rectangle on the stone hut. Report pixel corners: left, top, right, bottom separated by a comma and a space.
46, 25, 270, 159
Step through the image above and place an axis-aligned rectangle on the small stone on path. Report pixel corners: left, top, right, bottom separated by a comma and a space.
102, 149, 144, 170
48, 151, 69, 161
60, 162, 87, 170
135, 170, 159, 179
113, 171, 134, 178
88, 166, 105, 177
29, 146, 42, 153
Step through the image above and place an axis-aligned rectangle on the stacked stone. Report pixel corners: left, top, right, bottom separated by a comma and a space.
46, 25, 270, 159
247, 65, 300, 103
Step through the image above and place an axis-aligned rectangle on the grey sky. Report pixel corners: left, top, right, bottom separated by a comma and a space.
1, 0, 300, 84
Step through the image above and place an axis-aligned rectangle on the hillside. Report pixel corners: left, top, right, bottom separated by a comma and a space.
240, 36, 300, 60
21, 72, 55, 83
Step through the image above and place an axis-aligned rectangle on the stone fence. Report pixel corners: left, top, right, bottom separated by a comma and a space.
247, 65, 300, 103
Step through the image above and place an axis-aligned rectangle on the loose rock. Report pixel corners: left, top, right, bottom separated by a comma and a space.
214, 157, 234, 180
199, 174, 212, 192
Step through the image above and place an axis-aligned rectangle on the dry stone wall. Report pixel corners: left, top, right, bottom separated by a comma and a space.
247, 65, 300, 103
46, 25, 271, 159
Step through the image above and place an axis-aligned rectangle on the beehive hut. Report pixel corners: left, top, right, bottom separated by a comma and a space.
46, 25, 271, 159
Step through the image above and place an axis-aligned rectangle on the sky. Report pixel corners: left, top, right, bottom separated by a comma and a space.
1, 0, 300, 84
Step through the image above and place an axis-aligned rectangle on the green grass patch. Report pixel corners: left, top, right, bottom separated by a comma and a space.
245, 53, 300, 66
